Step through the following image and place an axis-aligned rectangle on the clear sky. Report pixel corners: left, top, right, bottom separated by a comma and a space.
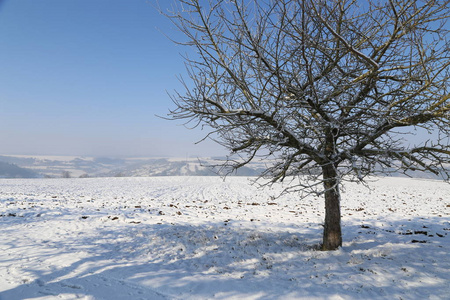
0, 0, 225, 157
0, 0, 439, 159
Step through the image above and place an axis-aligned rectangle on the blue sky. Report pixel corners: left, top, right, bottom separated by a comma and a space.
0, 0, 440, 158
0, 0, 224, 157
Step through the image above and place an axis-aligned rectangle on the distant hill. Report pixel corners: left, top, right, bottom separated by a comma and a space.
0, 161, 39, 178
0, 155, 265, 178
101, 158, 263, 177
0, 155, 128, 178
0, 154, 446, 179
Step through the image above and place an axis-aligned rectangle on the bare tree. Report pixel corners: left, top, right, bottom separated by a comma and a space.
163, 0, 450, 250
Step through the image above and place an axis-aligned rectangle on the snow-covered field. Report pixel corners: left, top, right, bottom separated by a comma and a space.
0, 176, 449, 300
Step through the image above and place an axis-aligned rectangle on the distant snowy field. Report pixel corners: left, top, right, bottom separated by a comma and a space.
0, 176, 449, 300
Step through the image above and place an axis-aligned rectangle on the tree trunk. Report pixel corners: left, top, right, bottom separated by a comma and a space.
321, 164, 342, 250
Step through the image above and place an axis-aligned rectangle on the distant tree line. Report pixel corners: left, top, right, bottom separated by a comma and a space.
0, 161, 38, 178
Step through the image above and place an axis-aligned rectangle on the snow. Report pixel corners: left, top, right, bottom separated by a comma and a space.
1, 155, 95, 162
0, 176, 449, 300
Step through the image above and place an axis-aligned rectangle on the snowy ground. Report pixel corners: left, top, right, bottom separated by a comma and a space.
0, 176, 449, 300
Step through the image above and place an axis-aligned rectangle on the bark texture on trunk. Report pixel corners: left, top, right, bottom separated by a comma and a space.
322, 164, 342, 250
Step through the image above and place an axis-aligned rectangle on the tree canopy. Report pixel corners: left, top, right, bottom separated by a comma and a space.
164, 0, 450, 249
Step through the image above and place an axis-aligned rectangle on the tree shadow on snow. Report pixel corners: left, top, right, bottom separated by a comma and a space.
1, 216, 449, 300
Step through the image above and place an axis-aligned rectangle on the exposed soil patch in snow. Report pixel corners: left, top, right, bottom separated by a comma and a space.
0, 176, 449, 299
